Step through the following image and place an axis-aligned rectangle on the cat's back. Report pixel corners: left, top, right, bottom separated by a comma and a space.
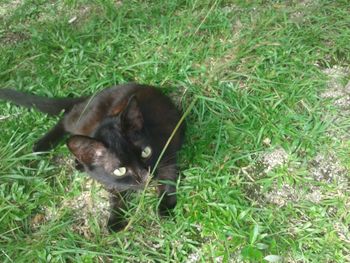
64, 83, 140, 135
63, 83, 183, 141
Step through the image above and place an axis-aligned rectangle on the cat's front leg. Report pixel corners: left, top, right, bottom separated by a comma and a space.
157, 163, 178, 216
33, 120, 66, 152
107, 191, 130, 232
74, 159, 84, 171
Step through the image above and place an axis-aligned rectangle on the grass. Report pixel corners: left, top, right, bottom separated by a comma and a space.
1, 0, 350, 262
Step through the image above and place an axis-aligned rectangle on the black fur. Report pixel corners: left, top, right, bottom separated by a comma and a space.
0, 84, 185, 232
0, 89, 86, 115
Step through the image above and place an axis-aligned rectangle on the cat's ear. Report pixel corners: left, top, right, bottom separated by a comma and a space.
121, 95, 144, 131
67, 135, 107, 165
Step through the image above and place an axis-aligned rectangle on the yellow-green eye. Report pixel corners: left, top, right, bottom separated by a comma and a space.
141, 146, 152, 158
113, 167, 126, 176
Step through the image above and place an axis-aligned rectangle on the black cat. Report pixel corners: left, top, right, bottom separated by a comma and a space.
0, 83, 185, 231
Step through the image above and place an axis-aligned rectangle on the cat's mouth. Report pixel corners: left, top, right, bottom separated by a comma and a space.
111, 179, 151, 192
134, 168, 152, 185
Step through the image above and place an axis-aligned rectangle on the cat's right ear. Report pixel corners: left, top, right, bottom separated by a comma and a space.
121, 95, 144, 131
67, 135, 107, 165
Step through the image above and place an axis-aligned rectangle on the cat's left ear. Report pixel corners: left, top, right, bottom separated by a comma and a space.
121, 95, 144, 131
67, 135, 107, 165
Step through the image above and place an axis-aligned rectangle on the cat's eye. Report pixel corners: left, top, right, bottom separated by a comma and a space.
141, 146, 152, 158
113, 167, 126, 176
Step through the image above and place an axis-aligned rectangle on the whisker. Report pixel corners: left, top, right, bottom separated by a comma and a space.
156, 152, 177, 163
155, 163, 177, 171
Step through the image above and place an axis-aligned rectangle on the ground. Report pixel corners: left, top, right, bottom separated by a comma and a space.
0, 0, 350, 262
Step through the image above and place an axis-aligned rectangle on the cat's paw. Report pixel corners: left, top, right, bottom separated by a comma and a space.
158, 194, 176, 217
107, 218, 127, 232
75, 159, 84, 171
158, 207, 174, 217
33, 139, 51, 152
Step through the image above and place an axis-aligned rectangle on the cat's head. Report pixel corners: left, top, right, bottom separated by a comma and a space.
67, 96, 154, 192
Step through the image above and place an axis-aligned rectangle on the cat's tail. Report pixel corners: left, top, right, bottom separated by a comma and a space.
0, 89, 87, 116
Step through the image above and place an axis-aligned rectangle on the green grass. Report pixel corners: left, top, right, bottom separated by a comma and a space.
1, 0, 350, 262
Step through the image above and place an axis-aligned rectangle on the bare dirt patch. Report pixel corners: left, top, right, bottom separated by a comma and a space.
262, 151, 348, 207
240, 147, 289, 180
243, 147, 348, 207
0, 31, 28, 45
62, 179, 110, 237
264, 183, 298, 207
0, 0, 23, 18
33, 178, 111, 238
321, 66, 350, 108
34, 3, 96, 25
261, 147, 289, 173
309, 153, 348, 187
242, 147, 294, 204
264, 183, 323, 207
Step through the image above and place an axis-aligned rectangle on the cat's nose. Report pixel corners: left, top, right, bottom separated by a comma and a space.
139, 169, 150, 183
